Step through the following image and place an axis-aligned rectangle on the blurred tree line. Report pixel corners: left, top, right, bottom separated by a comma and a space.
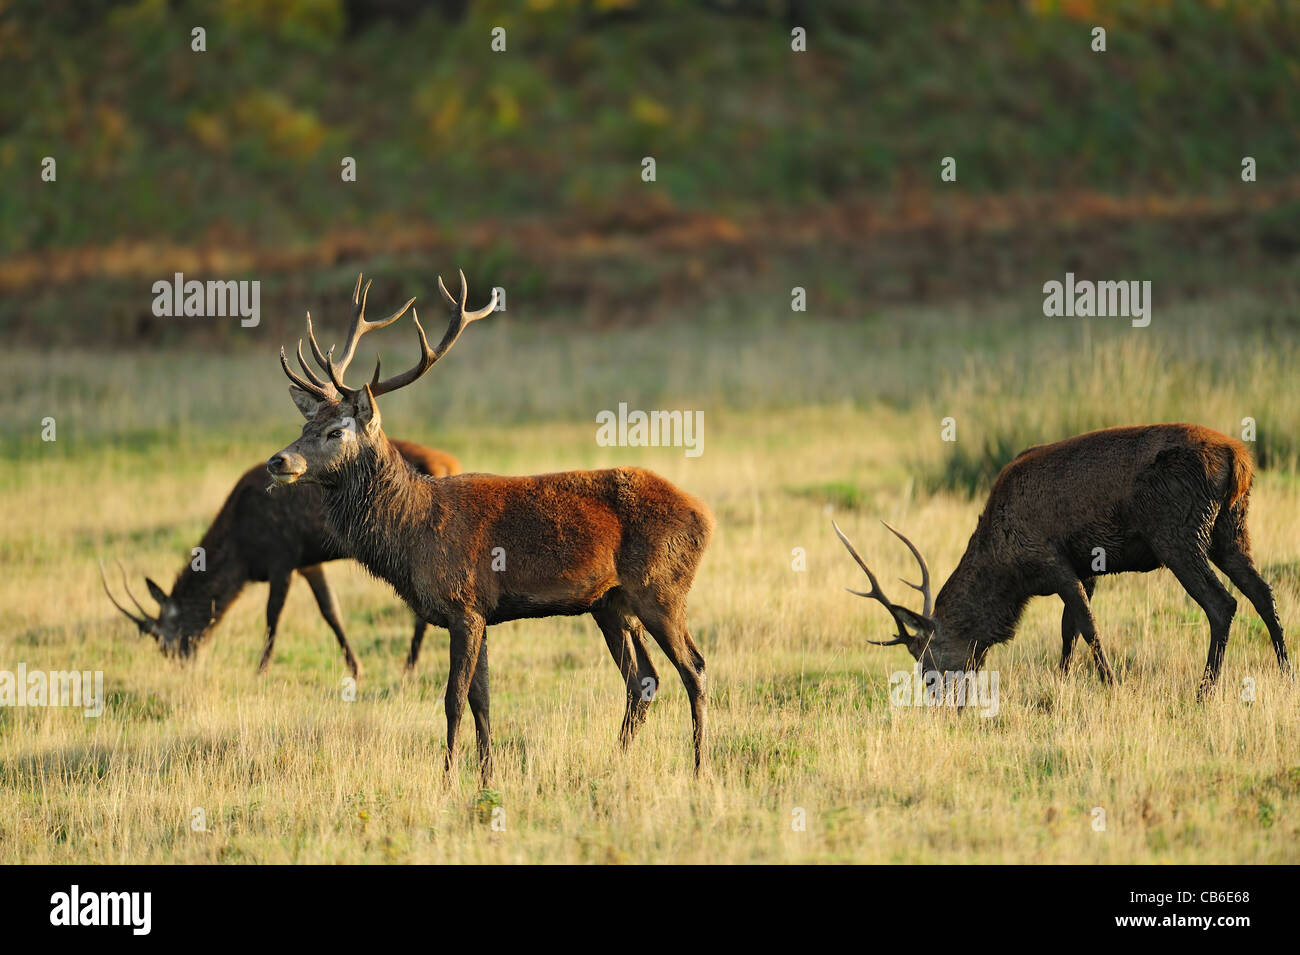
3, 0, 1298, 257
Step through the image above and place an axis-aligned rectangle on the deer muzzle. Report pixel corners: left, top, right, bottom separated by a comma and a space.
267, 451, 308, 484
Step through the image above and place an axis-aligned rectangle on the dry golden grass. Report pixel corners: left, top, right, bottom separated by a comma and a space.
2, 299, 1299, 863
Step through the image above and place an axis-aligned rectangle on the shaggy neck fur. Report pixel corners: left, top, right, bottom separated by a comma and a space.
320, 434, 439, 610
167, 506, 248, 641
934, 554, 1030, 651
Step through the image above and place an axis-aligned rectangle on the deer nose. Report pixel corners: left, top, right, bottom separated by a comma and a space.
267, 452, 307, 484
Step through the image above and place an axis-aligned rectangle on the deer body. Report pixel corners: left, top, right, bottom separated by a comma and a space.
267, 273, 712, 778
837, 424, 1288, 697
102, 439, 460, 677
327, 444, 710, 631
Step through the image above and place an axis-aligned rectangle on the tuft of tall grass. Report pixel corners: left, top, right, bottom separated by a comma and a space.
918, 332, 1300, 496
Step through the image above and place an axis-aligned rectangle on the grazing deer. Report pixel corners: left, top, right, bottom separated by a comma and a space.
100, 439, 459, 677
834, 424, 1289, 698
266, 273, 713, 778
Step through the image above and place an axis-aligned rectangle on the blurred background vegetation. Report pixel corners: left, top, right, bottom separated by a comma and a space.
2, 0, 1299, 489
3, 0, 1299, 331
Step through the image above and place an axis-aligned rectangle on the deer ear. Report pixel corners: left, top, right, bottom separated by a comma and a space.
145, 577, 168, 605
893, 606, 935, 636
288, 385, 324, 420
353, 384, 381, 431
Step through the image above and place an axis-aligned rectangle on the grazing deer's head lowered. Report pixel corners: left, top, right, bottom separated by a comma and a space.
831, 521, 988, 675
266, 272, 713, 780
99, 559, 210, 657
99, 440, 458, 677
834, 425, 1290, 698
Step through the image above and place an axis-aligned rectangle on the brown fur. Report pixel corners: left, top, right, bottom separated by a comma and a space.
270, 273, 713, 778
108, 440, 459, 677
272, 389, 712, 780
841, 424, 1288, 697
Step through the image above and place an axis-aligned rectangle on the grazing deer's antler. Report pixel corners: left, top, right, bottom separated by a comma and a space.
99, 559, 158, 639
882, 520, 933, 617
831, 521, 915, 646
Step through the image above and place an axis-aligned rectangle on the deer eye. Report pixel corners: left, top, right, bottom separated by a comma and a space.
327, 428, 345, 440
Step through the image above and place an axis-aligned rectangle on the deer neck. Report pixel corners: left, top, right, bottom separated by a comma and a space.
321, 435, 438, 605
167, 546, 246, 640
933, 553, 1030, 651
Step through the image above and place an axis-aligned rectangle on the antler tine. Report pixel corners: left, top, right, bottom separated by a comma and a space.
284, 271, 485, 401
116, 560, 153, 620
881, 521, 933, 616
367, 269, 497, 399
304, 312, 332, 376
368, 308, 437, 397
432, 269, 498, 357
99, 560, 152, 632
294, 336, 333, 393
280, 347, 332, 402
831, 520, 911, 646
438, 269, 498, 325
437, 271, 462, 310
324, 272, 416, 390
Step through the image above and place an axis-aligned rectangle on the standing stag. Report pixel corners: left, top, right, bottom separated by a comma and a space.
101, 440, 459, 676
834, 424, 1289, 697
266, 273, 713, 778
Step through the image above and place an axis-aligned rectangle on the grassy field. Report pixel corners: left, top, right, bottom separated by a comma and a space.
3, 291, 1300, 864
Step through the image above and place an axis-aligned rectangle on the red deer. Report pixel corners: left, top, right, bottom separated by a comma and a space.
265, 273, 713, 778
834, 424, 1289, 698
100, 439, 459, 677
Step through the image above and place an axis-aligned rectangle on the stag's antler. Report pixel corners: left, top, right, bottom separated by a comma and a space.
832, 519, 936, 646
882, 520, 933, 617
831, 521, 913, 646
99, 559, 158, 639
281, 270, 497, 401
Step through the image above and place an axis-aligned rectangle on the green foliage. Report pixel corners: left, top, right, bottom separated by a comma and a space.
4, 0, 1299, 255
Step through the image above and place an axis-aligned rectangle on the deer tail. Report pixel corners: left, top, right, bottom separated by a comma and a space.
1225, 441, 1254, 510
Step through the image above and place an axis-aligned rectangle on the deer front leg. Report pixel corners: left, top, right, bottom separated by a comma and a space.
1059, 578, 1114, 685
444, 612, 487, 777
1058, 605, 1077, 673
405, 617, 428, 673
1058, 577, 1096, 674
258, 570, 293, 674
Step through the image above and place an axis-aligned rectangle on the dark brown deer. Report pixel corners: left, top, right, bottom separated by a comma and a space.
834, 424, 1289, 698
265, 272, 713, 779
100, 439, 459, 677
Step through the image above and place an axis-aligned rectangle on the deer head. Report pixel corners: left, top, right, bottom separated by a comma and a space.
268, 271, 497, 486
98, 560, 212, 657
832, 520, 987, 674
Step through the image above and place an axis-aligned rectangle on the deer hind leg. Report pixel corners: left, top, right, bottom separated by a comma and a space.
299, 564, 361, 680
1156, 547, 1237, 700
592, 590, 660, 750
405, 618, 428, 674
624, 591, 707, 775
1058, 577, 1114, 685
258, 569, 293, 675
1210, 509, 1290, 677
444, 612, 487, 777
466, 638, 492, 782
1059, 577, 1097, 674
